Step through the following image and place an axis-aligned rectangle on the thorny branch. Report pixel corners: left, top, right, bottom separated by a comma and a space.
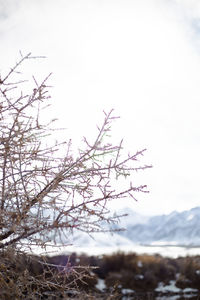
0, 53, 152, 251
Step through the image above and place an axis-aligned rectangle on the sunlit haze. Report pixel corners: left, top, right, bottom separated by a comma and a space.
1, 0, 200, 216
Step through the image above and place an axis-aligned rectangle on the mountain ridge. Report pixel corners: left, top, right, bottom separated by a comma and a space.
117, 206, 200, 246
72, 206, 200, 247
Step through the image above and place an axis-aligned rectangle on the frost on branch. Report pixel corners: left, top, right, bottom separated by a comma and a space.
0, 53, 152, 251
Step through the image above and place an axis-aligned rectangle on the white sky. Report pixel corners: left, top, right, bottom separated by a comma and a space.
0, 0, 200, 216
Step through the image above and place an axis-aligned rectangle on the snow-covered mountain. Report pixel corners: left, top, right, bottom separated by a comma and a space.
72, 207, 200, 247
119, 206, 200, 246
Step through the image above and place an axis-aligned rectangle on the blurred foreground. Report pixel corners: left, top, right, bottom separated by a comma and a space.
1, 249, 200, 299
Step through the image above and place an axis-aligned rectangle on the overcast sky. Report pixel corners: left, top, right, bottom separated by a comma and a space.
1, 0, 200, 216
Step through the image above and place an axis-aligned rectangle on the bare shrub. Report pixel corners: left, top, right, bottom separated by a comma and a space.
0, 53, 151, 297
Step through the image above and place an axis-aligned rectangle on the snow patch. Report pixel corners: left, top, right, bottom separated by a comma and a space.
121, 288, 135, 294
155, 280, 181, 293
187, 214, 194, 221
183, 287, 198, 293
95, 279, 106, 291
137, 260, 143, 267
